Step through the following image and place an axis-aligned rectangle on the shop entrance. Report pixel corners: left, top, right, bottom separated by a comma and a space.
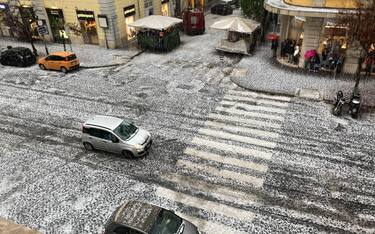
77, 10, 99, 45
124, 5, 136, 40
0, 3, 10, 37
46, 8, 64, 42
161, 0, 169, 16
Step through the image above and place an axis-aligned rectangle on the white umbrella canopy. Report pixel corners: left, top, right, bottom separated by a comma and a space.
210, 17, 260, 34
128, 15, 182, 30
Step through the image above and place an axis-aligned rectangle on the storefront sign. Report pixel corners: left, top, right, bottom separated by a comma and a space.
0, 4, 8, 10
50, 9, 60, 15
161, 0, 169, 4
77, 11, 95, 20
124, 5, 136, 17
98, 14, 108, 28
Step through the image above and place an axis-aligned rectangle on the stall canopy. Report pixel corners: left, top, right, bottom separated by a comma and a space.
210, 17, 260, 34
128, 15, 182, 30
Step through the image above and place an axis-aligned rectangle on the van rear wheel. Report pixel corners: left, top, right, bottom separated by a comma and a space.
83, 142, 94, 151
122, 150, 135, 158
39, 64, 46, 70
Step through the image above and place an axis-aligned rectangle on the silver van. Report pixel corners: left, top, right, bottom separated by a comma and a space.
82, 115, 152, 158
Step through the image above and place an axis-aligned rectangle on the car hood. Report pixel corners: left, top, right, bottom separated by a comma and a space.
126, 128, 150, 145
181, 220, 200, 234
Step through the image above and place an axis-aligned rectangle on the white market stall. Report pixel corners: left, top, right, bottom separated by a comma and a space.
210, 17, 261, 55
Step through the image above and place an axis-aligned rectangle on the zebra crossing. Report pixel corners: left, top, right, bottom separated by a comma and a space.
155, 89, 293, 233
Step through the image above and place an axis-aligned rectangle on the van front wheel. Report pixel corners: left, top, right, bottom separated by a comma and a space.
122, 150, 135, 158
61, 67, 68, 73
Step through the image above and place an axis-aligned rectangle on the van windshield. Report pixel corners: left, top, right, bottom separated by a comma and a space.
151, 210, 183, 234
67, 54, 77, 61
113, 120, 138, 140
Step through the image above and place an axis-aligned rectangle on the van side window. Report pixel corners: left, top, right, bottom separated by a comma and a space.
89, 128, 112, 141
82, 127, 90, 133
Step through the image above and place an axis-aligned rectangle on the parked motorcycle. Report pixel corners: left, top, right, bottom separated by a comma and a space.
332, 91, 345, 116
349, 92, 361, 119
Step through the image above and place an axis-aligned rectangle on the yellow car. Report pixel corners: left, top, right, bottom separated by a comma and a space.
38, 51, 80, 73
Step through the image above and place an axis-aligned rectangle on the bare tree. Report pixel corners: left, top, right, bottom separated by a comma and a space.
338, 0, 375, 89
3, 0, 40, 55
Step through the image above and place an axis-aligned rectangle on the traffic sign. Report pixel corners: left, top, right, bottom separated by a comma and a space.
37, 26, 48, 35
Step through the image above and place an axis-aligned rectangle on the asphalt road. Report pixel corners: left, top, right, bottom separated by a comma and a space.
0, 14, 375, 234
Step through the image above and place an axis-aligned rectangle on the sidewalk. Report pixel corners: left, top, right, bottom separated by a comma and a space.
0, 218, 39, 234
0, 38, 140, 68
230, 45, 375, 106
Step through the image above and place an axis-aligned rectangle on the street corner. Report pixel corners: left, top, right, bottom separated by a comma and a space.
0, 218, 39, 234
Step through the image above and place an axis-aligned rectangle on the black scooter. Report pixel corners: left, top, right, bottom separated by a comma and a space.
349, 92, 361, 119
332, 91, 345, 116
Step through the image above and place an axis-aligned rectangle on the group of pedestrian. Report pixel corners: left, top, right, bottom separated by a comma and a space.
280, 39, 300, 65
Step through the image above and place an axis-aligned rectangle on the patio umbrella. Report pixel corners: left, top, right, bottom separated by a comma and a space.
210, 17, 260, 34
128, 15, 182, 30
304, 49, 317, 60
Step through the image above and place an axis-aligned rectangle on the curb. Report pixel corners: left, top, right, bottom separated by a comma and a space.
80, 50, 143, 69
229, 76, 295, 98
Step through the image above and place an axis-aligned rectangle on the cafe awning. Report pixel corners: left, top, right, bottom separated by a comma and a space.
128, 15, 182, 30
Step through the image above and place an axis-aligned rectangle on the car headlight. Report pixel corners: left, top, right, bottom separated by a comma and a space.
134, 144, 143, 150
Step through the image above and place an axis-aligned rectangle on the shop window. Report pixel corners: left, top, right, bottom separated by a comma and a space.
77, 10, 99, 45
124, 5, 136, 40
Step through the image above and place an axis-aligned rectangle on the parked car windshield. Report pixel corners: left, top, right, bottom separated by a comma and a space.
113, 120, 138, 140
151, 210, 183, 234
67, 54, 77, 61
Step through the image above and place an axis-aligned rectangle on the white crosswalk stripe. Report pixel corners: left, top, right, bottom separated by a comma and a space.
205, 120, 280, 139
177, 159, 264, 187
224, 94, 290, 107
191, 137, 273, 160
219, 100, 287, 114
227, 89, 292, 102
216, 106, 285, 121
156, 89, 292, 233
156, 187, 256, 223
198, 128, 277, 148
208, 113, 282, 129
184, 148, 268, 172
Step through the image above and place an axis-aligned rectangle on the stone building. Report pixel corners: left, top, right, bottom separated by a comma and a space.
264, 0, 361, 74
0, 0, 178, 48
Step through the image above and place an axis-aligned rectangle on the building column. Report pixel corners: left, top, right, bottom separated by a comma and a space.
98, 0, 121, 49
31, 0, 53, 42
299, 17, 324, 67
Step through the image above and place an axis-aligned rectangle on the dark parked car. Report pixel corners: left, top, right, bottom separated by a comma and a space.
0, 47, 36, 67
104, 200, 200, 234
210, 3, 233, 16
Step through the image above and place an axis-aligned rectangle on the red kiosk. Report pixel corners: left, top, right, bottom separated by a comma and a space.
182, 0, 205, 35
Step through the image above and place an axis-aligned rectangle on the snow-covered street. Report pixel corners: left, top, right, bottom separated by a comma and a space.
0, 13, 375, 234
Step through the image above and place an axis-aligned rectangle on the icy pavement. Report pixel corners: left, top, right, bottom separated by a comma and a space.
0, 13, 375, 234
231, 46, 375, 106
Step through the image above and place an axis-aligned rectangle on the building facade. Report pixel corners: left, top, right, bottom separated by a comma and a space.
264, 0, 361, 74
0, 0, 178, 48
